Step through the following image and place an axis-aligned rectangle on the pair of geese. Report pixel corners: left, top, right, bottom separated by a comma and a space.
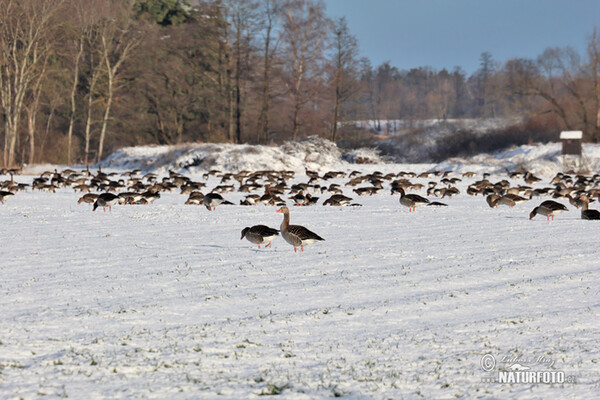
529, 198, 600, 220
242, 190, 435, 252
241, 206, 324, 252
243, 190, 434, 252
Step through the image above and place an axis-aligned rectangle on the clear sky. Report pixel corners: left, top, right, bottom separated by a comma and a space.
323, 0, 600, 75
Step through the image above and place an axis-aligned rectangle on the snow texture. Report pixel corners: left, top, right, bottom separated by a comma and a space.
1, 158, 599, 399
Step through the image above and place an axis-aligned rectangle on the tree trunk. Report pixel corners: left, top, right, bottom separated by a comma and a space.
234, 25, 242, 144
257, 25, 271, 144
292, 103, 300, 141
27, 109, 35, 165
40, 105, 55, 162
84, 86, 94, 165
67, 39, 84, 165
97, 78, 113, 163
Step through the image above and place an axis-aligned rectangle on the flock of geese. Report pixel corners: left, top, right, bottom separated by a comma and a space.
1, 166, 600, 252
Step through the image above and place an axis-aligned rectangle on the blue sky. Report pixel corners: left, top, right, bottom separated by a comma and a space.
323, 0, 600, 75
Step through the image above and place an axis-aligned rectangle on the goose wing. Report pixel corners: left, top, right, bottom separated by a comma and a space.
540, 200, 567, 211
582, 209, 600, 220
250, 225, 280, 236
287, 224, 324, 242
405, 194, 429, 203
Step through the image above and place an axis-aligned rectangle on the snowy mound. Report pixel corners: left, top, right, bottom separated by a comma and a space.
433, 142, 600, 177
102, 136, 361, 174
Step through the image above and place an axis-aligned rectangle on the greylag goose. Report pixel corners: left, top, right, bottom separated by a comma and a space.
203, 192, 225, 210
277, 206, 324, 252
567, 194, 588, 209
291, 192, 308, 206
486, 194, 500, 208
398, 187, 429, 211
78, 193, 99, 205
497, 193, 528, 208
185, 191, 205, 205
241, 225, 280, 248
323, 194, 352, 206
305, 193, 319, 205
529, 200, 568, 221
580, 196, 600, 220
0, 191, 15, 204
93, 193, 120, 211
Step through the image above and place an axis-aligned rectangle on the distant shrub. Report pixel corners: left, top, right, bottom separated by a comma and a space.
430, 119, 556, 161
373, 117, 557, 163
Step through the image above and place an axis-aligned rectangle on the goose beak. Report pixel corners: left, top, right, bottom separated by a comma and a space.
276, 208, 282, 213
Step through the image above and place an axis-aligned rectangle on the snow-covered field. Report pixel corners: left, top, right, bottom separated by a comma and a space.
1, 162, 599, 399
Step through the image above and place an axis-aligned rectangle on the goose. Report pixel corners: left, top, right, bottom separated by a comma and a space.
486, 194, 500, 208
93, 193, 120, 212
398, 187, 429, 211
185, 191, 205, 205
497, 194, 528, 208
0, 191, 15, 204
241, 225, 280, 248
305, 193, 319, 205
529, 200, 568, 221
580, 196, 600, 220
119, 192, 145, 205
77, 193, 99, 205
291, 192, 308, 206
277, 206, 324, 252
567, 194, 587, 209
323, 194, 352, 206
141, 191, 160, 204
203, 192, 225, 211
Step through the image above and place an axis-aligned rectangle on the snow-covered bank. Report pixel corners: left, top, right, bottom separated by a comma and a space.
101, 137, 385, 175
99, 138, 600, 178
434, 142, 600, 177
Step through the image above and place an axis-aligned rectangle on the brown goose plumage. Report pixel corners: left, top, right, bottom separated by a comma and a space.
580, 196, 600, 220
529, 200, 568, 221
398, 187, 429, 212
277, 206, 324, 252
241, 225, 280, 248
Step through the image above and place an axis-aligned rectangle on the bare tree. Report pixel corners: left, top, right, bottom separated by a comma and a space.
63, 0, 90, 165
329, 16, 360, 141
587, 28, 600, 142
96, 4, 140, 162
224, 0, 259, 144
23, 57, 49, 165
0, 0, 62, 167
256, 0, 280, 143
280, 0, 329, 141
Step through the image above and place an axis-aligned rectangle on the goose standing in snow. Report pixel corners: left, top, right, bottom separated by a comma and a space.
529, 200, 568, 221
580, 196, 600, 220
497, 193, 528, 208
277, 206, 324, 252
93, 193, 121, 212
398, 187, 429, 211
241, 225, 280, 248
323, 194, 352, 206
486, 194, 500, 208
78, 193, 99, 205
203, 192, 225, 211
0, 191, 15, 204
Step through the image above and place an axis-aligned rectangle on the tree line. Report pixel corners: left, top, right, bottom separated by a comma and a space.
1, 0, 600, 167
